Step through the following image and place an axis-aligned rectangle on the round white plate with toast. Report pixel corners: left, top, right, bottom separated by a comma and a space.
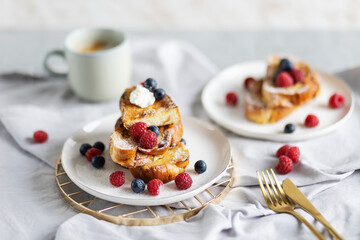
61, 114, 231, 206
202, 60, 354, 142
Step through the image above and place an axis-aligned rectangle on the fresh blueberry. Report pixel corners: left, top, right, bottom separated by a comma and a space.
93, 141, 105, 152
154, 88, 166, 100
144, 78, 157, 91
284, 123, 296, 133
80, 143, 92, 155
194, 160, 207, 174
148, 125, 160, 137
131, 178, 145, 193
91, 155, 105, 169
180, 138, 186, 145
279, 59, 294, 71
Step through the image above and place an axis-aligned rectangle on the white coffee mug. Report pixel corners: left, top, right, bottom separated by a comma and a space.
44, 28, 131, 102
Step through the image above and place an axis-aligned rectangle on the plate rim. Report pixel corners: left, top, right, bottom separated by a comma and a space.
61, 114, 231, 206
201, 60, 355, 142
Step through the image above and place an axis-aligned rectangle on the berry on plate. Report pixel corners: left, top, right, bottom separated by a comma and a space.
147, 125, 160, 137
225, 92, 238, 106
289, 68, 304, 83
109, 171, 125, 187
140, 130, 158, 149
244, 77, 255, 90
276, 144, 291, 158
85, 148, 102, 161
147, 179, 163, 196
144, 78, 157, 91
93, 141, 105, 152
279, 58, 294, 71
329, 93, 345, 108
154, 88, 166, 100
91, 155, 105, 169
175, 172, 192, 190
304, 114, 319, 128
284, 123, 296, 133
276, 72, 294, 87
33, 130, 48, 143
180, 138, 186, 145
286, 146, 300, 163
130, 122, 147, 140
275, 155, 293, 174
131, 179, 146, 193
80, 143, 92, 155
194, 160, 207, 174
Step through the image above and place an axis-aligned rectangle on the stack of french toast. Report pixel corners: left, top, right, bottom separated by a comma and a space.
245, 55, 321, 124
109, 83, 189, 183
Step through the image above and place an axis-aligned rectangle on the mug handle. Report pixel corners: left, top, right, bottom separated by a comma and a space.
43, 50, 68, 77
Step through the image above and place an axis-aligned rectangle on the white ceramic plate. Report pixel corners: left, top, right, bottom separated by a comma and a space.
61, 114, 231, 206
202, 60, 354, 142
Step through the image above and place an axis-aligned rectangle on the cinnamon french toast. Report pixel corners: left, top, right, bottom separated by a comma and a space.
120, 86, 181, 130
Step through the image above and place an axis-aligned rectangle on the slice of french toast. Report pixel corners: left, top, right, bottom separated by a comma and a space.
245, 79, 297, 124
262, 55, 321, 108
120, 86, 181, 130
129, 142, 189, 183
109, 119, 183, 168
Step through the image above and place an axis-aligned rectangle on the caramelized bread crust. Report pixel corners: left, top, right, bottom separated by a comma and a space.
129, 142, 189, 183
120, 86, 181, 130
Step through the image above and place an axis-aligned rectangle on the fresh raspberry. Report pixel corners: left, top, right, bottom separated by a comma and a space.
225, 92, 238, 106
276, 72, 294, 87
175, 172, 193, 190
130, 122, 147, 140
140, 81, 145, 87
286, 146, 300, 163
147, 179, 163, 196
109, 171, 125, 187
276, 144, 291, 158
329, 93, 345, 108
244, 77, 255, 90
33, 130, 48, 143
289, 68, 305, 83
139, 130, 158, 149
305, 114, 319, 128
85, 148, 102, 161
275, 156, 293, 174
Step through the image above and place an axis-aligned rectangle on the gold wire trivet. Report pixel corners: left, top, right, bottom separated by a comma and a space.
56, 157, 234, 226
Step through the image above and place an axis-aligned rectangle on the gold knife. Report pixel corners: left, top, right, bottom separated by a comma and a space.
282, 178, 344, 240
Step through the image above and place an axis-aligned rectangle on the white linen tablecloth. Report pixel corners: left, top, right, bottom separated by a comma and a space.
1, 37, 360, 240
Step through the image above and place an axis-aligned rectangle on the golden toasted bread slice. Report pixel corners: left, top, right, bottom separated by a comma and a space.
129, 142, 189, 183
109, 120, 183, 168
120, 86, 181, 130
262, 55, 321, 108
245, 79, 296, 124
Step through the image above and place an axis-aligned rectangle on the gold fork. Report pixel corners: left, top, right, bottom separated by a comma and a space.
256, 169, 325, 240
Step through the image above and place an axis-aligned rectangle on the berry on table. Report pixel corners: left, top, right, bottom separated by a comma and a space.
276, 72, 294, 87
144, 78, 157, 91
304, 114, 319, 128
147, 179, 163, 196
244, 77, 255, 90
93, 141, 105, 152
130, 122, 147, 140
286, 146, 300, 163
289, 68, 304, 83
329, 93, 345, 108
109, 171, 125, 187
140, 130, 158, 149
154, 88, 166, 100
80, 143, 92, 155
284, 123, 296, 133
194, 160, 207, 174
85, 148, 102, 161
175, 172, 192, 190
279, 58, 294, 71
276, 144, 291, 158
91, 155, 105, 169
275, 155, 293, 174
33, 130, 48, 143
225, 92, 238, 106
131, 179, 146, 193
147, 125, 160, 137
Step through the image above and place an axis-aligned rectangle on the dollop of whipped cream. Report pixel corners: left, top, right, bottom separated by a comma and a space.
129, 85, 155, 108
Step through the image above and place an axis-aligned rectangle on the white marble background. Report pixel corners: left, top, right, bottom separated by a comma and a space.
1, 0, 360, 30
